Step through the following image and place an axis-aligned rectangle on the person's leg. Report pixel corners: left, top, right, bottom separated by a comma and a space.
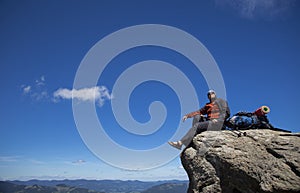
192, 115, 201, 127
169, 120, 225, 149
180, 121, 209, 147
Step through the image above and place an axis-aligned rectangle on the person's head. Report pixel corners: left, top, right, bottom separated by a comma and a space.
207, 89, 216, 102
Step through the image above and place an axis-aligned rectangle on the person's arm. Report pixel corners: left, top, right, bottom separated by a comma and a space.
182, 110, 200, 122
182, 104, 207, 122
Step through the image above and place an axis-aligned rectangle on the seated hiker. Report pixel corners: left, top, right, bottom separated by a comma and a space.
168, 89, 230, 150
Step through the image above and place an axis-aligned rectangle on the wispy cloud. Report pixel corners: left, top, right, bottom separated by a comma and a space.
53, 86, 113, 107
0, 156, 20, 162
0, 156, 46, 165
21, 76, 112, 107
28, 159, 46, 165
61, 159, 87, 166
215, 0, 296, 19
23, 85, 31, 94
35, 75, 46, 86
21, 75, 49, 101
72, 159, 86, 165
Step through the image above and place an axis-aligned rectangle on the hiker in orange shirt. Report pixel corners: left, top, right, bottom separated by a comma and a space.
168, 90, 230, 150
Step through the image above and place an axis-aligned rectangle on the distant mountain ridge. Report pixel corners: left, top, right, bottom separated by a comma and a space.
142, 183, 188, 193
0, 181, 104, 193
3, 179, 188, 193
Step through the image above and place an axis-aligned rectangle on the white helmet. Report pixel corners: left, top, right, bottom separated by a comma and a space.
207, 89, 216, 96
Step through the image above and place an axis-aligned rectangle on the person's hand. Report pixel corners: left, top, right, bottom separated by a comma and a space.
182, 115, 188, 122
211, 119, 218, 124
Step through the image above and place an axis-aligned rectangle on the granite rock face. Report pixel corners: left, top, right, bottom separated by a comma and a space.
181, 129, 300, 193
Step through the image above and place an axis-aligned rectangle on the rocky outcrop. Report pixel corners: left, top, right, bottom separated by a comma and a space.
181, 129, 300, 193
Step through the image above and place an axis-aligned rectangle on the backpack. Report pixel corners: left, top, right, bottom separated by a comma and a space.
226, 111, 273, 130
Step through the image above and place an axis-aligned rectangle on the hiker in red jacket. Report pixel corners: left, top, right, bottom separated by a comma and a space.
168, 90, 230, 150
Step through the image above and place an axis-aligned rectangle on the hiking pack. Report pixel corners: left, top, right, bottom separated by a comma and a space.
224, 106, 290, 136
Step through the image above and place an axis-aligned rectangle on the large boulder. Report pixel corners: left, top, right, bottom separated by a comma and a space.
181, 129, 300, 193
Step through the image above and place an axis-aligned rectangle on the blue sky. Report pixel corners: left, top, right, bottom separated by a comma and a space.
0, 0, 299, 181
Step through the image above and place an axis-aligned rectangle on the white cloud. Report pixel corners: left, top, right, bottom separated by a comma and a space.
23, 85, 31, 94
22, 76, 112, 107
30, 91, 48, 101
53, 86, 113, 107
215, 0, 296, 19
21, 75, 49, 101
35, 75, 46, 87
